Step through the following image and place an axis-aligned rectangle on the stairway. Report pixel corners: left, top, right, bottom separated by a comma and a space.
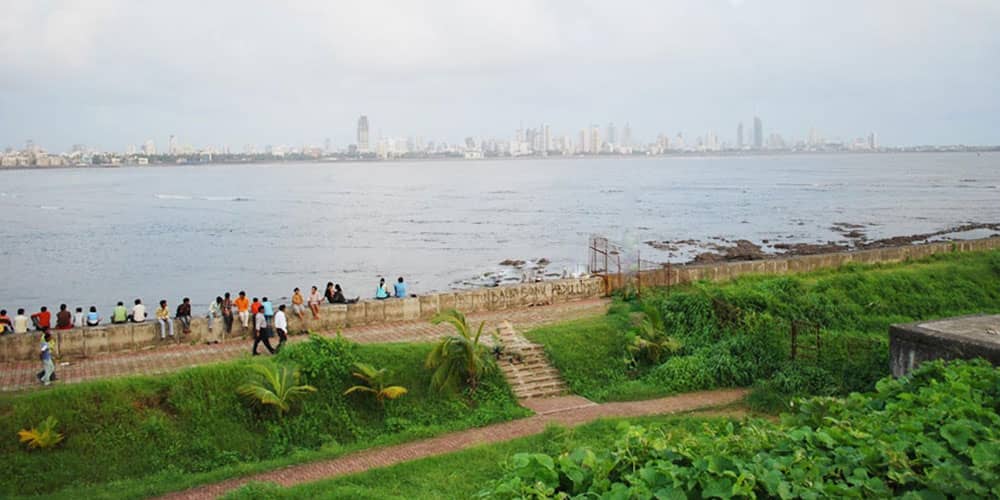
496, 321, 570, 400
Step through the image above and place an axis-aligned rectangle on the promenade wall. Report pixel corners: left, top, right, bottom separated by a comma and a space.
2, 236, 999, 363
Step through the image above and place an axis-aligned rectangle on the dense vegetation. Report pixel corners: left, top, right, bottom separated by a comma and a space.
526, 250, 1000, 405
481, 360, 1000, 498
0, 335, 527, 499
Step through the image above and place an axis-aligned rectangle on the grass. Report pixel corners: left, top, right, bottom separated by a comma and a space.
220, 406, 754, 500
526, 249, 1000, 404
0, 336, 529, 499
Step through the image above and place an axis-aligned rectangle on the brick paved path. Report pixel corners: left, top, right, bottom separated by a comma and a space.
0, 299, 609, 392
158, 388, 748, 500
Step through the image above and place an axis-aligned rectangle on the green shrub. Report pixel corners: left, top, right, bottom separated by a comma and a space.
481, 360, 1000, 498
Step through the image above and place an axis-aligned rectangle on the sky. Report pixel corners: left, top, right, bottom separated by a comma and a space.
1, 0, 999, 152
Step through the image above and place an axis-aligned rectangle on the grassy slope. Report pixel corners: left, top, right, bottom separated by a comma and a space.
0, 338, 528, 499
220, 409, 751, 500
527, 250, 1000, 402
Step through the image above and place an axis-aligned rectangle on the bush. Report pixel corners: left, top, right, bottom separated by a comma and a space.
481, 360, 1000, 498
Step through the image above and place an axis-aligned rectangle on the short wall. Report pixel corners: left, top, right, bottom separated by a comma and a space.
889, 314, 1000, 377
3, 237, 999, 362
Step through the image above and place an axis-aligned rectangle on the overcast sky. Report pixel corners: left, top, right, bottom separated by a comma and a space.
1, 0, 998, 151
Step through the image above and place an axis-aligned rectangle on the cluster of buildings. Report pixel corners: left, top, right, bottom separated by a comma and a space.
7, 114, 984, 169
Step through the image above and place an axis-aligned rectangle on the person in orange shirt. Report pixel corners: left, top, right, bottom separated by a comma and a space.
234, 291, 250, 334
250, 297, 261, 315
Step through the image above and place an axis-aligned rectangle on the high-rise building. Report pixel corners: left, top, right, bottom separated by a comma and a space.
867, 132, 878, 150
142, 139, 156, 155
736, 122, 744, 149
168, 135, 178, 155
357, 116, 370, 153
607, 122, 617, 147
578, 129, 588, 153
590, 126, 601, 154
542, 124, 551, 152
622, 123, 632, 148
753, 116, 763, 150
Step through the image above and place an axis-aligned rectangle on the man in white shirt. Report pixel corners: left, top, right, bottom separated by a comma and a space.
14, 308, 30, 334
274, 304, 289, 351
130, 299, 147, 323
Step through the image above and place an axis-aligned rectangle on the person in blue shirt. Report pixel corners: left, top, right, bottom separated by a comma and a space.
38, 332, 55, 385
261, 297, 274, 327
394, 277, 408, 298
375, 278, 389, 300
86, 306, 101, 326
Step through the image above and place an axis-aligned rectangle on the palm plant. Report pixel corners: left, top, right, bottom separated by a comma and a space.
237, 363, 317, 416
18, 416, 64, 450
425, 309, 495, 393
626, 303, 683, 366
343, 362, 408, 405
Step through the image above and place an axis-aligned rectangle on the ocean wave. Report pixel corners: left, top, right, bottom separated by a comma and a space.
155, 194, 252, 202
39, 205, 61, 210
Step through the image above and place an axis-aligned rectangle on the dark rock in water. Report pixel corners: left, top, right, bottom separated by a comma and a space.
692, 239, 765, 263
536, 258, 551, 266
773, 242, 849, 255
499, 259, 525, 267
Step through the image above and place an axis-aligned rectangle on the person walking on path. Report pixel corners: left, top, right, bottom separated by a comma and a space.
130, 299, 147, 323
31, 306, 51, 332
156, 300, 174, 339
14, 309, 29, 334
207, 296, 222, 343
308, 286, 322, 319
38, 332, 55, 386
274, 304, 289, 351
252, 307, 275, 355
221, 292, 234, 336
86, 306, 101, 327
291, 288, 305, 321
111, 302, 128, 324
176, 298, 192, 334
234, 291, 250, 334
261, 297, 274, 327
394, 277, 408, 298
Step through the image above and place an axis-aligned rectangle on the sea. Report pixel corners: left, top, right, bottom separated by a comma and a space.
1, 152, 998, 315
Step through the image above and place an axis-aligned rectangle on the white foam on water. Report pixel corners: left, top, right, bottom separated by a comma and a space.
155, 194, 193, 200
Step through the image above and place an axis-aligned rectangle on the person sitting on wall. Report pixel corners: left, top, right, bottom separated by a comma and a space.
308, 286, 322, 319
175, 298, 192, 334
332, 284, 359, 304
324, 282, 337, 304
31, 306, 51, 332
111, 301, 128, 324
74, 307, 85, 328
375, 278, 389, 300
129, 299, 147, 323
14, 308, 30, 334
85, 306, 101, 326
393, 277, 408, 298
55, 304, 73, 330
0, 309, 11, 334
291, 288, 305, 321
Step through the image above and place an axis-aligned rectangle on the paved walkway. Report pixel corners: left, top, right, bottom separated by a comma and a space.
0, 299, 609, 392
158, 388, 748, 500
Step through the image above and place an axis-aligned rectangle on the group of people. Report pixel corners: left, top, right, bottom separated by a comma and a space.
6, 277, 415, 383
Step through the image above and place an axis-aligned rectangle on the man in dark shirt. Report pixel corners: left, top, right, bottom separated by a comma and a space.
175, 298, 192, 334
55, 304, 73, 330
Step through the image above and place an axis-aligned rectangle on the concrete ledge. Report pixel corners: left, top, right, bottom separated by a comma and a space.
890, 314, 1000, 377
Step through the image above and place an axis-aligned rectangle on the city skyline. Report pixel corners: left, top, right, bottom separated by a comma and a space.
1, 1, 998, 152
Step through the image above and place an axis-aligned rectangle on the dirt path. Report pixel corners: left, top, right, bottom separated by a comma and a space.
157, 388, 748, 500
0, 298, 609, 392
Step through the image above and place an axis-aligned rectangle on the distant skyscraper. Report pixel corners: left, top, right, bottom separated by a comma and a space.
622, 123, 632, 147
542, 124, 551, 152
168, 134, 178, 155
607, 122, 617, 147
324, 137, 332, 153
590, 126, 601, 154
357, 116, 370, 153
752, 116, 763, 150
142, 139, 156, 155
736, 122, 744, 149
867, 132, 878, 150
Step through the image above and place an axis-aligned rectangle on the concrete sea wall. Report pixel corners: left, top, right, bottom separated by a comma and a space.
2, 236, 999, 362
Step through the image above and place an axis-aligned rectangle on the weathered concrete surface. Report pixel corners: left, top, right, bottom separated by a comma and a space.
890, 314, 1000, 376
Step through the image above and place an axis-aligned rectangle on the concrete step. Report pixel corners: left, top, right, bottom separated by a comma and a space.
505, 372, 564, 385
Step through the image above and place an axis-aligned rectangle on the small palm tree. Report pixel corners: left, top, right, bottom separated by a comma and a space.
626, 303, 683, 366
343, 362, 408, 405
425, 309, 495, 393
18, 416, 64, 450
237, 363, 317, 416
